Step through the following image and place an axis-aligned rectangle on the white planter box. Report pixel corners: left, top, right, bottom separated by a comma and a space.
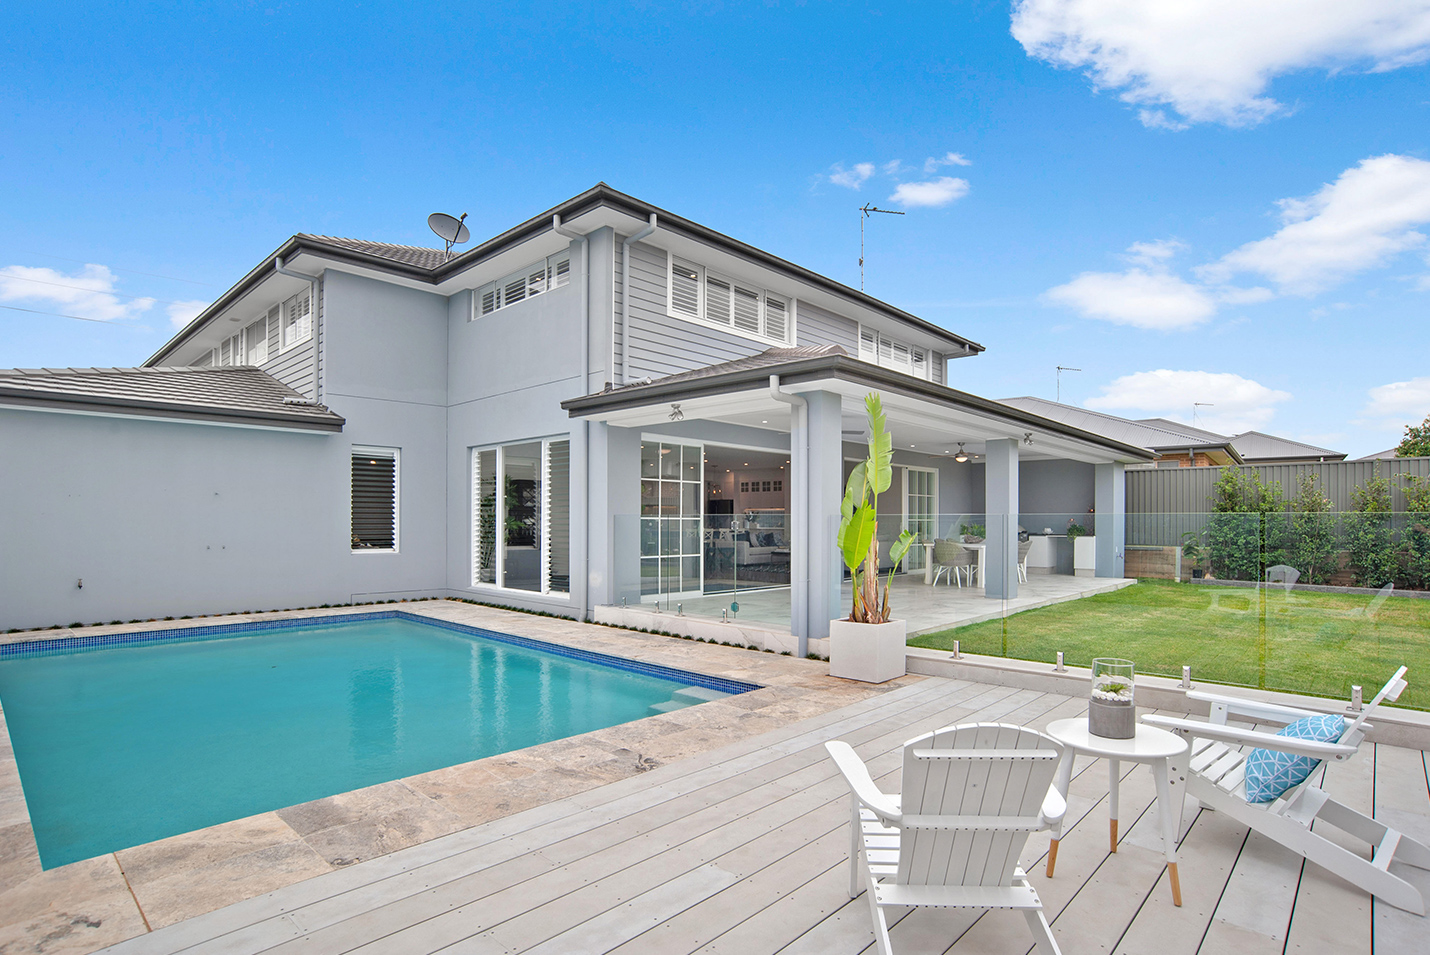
828, 618, 907, 683
1074, 536, 1097, 577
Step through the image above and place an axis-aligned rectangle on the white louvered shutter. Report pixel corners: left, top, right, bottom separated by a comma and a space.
671, 262, 700, 316
551, 256, 570, 288
705, 275, 732, 325
480, 285, 499, 315
733, 285, 761, 334
912, 348, 928, 379
860, 328, 877, 362
526, 263, 548, 296
504, 275, 527, 306
764, 296, 787, 342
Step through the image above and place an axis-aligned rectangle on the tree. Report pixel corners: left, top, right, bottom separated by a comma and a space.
1346, 464, 1396, 587
1401, 474, 1430, 590
1205, 468, 1284, 582
1288, 473, 1337, 585
1397, 414, 1430, 457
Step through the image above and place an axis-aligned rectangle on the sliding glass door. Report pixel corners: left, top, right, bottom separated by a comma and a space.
472, 437, 570, 594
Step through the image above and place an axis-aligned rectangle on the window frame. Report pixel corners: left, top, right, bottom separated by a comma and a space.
470, 435, 573, 598
858, 325, 933, 381
351, 446, 400, 555
470, 252, 573, 321
279, 290, 313, 353
665, 251, 792, 346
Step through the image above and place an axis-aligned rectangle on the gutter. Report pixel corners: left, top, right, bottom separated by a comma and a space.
0, 390, 344, 432
768, 374, 808, 657
274, 255, 322, 402
618, 214, 658, 385
552, 214, 592, 621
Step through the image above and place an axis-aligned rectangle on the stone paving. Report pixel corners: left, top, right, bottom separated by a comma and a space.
0, 601, 919, 955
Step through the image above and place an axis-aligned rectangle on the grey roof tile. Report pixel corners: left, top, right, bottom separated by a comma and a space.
997, 397, 1235, 450
1230, 430, 1345, 461
0, 366, 345, 431
298, 235, 450, 270
611, 344, 850, 392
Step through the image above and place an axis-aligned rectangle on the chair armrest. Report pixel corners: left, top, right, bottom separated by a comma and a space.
1142, 715, 1359, 761
1185, 690, 1326, 726
1039, 785, 1067, 828
825, 741, 902, 825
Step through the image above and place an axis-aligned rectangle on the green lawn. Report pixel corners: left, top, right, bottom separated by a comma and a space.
907, 579, 1430, 710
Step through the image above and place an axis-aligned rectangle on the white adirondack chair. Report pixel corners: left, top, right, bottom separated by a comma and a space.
825, 723, 1067, 955
1143, 666, 1430, 914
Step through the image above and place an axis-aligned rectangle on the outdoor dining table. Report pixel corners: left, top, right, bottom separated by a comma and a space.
920, 540, 986, 587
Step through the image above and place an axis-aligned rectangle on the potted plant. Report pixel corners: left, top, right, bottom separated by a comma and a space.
830, 393, 914, 683
1181, 530, 1205, 580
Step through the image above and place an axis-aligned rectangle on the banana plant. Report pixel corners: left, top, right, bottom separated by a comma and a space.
836, 393, 915, 623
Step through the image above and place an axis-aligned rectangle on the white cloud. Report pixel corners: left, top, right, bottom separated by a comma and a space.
829, 162, 875, 189
0, 264, 155, 322
1123, 239, 1184, 266
1011, 0, 1430, 127
1045, 267, 1215, 329
1200, 154, 1430, 294
882, 159, 906, 175
1362, 376, 1430, 421
888, 176, 970, 208
923, 151, 972, 173
1086, 369, 1292, 433
166, 300, 210, 330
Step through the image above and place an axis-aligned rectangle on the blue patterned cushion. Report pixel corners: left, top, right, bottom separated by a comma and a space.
1244, 714, 1344, 803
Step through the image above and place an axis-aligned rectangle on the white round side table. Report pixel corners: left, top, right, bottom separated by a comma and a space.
1044, 716, 1191, 906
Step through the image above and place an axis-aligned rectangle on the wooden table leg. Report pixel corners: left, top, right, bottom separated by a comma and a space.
1108, 757, 1120, 853
1154, 755, 1184, 906
1047, 748, 1076, 877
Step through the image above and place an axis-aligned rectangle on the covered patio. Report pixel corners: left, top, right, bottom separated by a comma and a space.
566, 345, 1155, 655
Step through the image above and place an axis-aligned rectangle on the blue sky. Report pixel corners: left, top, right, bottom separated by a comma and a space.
3, 1, 1429, 456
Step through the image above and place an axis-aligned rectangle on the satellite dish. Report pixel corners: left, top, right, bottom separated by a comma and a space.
428, 212, 470, 258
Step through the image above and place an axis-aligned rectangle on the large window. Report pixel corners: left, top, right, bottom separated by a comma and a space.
859, 328, 930, 380
352, 447, 399, 552
667, 254, 789, 345
472, 252, 571, 319
472, 437, 571, 594
640, 440, 703, 599
210, 304, 280, 367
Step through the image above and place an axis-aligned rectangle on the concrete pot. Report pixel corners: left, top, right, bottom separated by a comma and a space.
829, 618, 907, 683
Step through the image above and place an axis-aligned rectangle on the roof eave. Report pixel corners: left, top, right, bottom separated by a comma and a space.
0, 389, 346, 433
562, 356, 1153, 460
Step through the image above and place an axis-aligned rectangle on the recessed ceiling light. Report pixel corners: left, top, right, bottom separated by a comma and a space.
761, 419, 768, 424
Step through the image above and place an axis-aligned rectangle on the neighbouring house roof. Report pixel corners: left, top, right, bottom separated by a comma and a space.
564, 349, 1155, 462
997, 398, 1242, 461
1226, 430, 1346, 462
1352, 448, 1401, 461
148, 183, 984, 365
0, 366, 346, 432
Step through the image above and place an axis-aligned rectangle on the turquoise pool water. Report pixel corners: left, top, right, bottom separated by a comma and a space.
0, 615, 744, 868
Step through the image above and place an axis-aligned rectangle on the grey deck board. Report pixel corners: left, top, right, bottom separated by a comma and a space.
1371, 744, 1430, 954
99, 680, 1430, 955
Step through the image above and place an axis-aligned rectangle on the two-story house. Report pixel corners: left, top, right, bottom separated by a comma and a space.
0, 185, 1152, 651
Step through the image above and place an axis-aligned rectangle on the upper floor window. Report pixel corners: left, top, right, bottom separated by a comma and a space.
280, 290, 312, 351
668, 254, 789, 345
859, 328, 930, 380
473, 252, 571, 319
209, 308, 276, 367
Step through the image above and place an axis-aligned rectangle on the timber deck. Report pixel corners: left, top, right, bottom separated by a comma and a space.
97, 676, 1430, 955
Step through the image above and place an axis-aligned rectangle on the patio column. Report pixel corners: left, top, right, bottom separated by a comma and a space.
984, 438, 1019, 599
805, 390, 845, 645
1094, 462, 1126, 578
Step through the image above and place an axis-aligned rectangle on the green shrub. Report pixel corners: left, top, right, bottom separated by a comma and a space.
1346, 464, 1395, 587
1402, 474, 1430, 590
1205, 468, 1284, 581
1288, 473, 1338, 585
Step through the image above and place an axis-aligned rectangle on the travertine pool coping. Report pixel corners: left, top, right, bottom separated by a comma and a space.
0, 600, 920, 955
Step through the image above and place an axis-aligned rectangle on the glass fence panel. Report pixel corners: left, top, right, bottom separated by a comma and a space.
611, 513, 791, 631
901, 509, 1428, 711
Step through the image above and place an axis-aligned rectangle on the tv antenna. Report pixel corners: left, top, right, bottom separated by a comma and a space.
1056, 365, 1081, 403
1193, 402, 1214, 427
428, 212, 470, 260
859, 204, 904, 291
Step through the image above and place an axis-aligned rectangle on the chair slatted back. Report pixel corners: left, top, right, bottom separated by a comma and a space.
897, 722, 1062, 887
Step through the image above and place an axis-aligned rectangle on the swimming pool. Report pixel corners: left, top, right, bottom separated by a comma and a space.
0, 612, 757, 868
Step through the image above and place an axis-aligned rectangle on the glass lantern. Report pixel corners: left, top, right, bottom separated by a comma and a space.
1089, 657, 1136, 739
